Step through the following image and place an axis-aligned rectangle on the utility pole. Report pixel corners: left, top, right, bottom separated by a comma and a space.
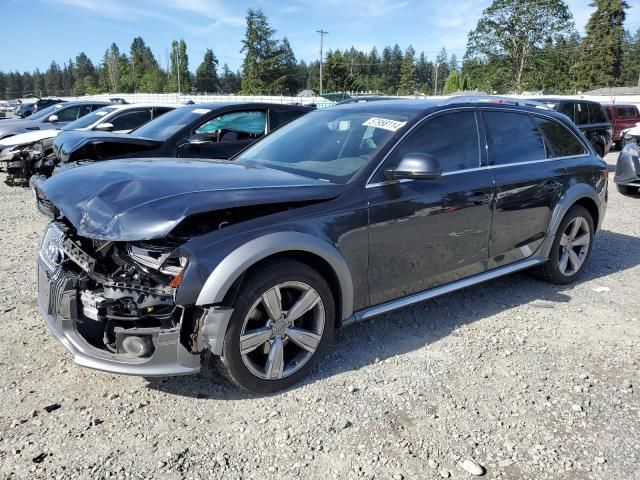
434, 62, 439, 96
317, 29, 328, 95
175, 48, 181, 96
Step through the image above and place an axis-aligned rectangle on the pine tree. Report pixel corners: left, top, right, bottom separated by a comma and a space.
573, 0, 629, 90
195, 49, 219, 93
398, 46, 417, 95
443, 69, 461, 94
240, 8, 283, 94
621, 28, 640, 86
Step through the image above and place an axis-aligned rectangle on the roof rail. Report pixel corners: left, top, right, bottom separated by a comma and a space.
440, 95, 551, 110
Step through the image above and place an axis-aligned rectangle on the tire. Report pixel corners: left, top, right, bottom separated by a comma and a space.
217, 259, 335, 393
614, 140, 621, 151
534, 205, 594, 285
616, 184, 639, 196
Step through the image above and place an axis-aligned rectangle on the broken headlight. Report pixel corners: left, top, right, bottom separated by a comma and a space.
127, 243, 187, 277
32, 141, 44, 155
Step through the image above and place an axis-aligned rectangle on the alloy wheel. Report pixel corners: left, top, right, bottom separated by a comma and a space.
558, 216, 591, 276
239, 281, 325, 381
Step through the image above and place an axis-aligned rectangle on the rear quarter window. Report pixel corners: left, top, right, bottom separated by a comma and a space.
589, 104, 608, 124
533, 116, 586, 158
483, 111, 546, 165
616, 106, 639, 118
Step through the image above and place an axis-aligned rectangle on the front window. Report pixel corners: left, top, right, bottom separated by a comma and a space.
195, 110, 266, 142
63, 106, 119, 130
48, 105, 80, 123
235, 109, 415, 184
30, 103, 65, 121
132, 106, 205, 141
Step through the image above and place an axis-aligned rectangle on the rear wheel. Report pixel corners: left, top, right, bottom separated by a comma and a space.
616, 184, 639, 196
217, 259, 335, 393
534, 205, 594, 285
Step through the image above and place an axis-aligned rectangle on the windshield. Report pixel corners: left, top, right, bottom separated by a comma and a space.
63, 106, 119, 131
29, 103, 65, 121
235, 108, 415, 183
131, 105, 201, 140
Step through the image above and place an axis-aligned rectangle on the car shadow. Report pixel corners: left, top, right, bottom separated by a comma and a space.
146, 229, 640, 400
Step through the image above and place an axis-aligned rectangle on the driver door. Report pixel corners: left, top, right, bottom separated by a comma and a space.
178, 109, 268, 159
366, 110, 494, 306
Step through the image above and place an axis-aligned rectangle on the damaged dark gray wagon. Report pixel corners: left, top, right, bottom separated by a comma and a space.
35, 98, 608, 392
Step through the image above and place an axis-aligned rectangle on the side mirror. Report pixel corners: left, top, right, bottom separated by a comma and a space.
385, 153, 442, 180
188, 133, 213, 146
95, 122, 114, 132
47, 114, 59, 123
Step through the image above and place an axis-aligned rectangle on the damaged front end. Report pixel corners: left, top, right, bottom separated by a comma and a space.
0, 139, 57, 186
37, 220, 209, 375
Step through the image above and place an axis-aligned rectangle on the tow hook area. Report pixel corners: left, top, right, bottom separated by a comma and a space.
201, 307, 234, 355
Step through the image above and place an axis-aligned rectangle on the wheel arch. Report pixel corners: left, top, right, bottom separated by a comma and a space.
540, 184, 602, 258
195, 232, 355, 322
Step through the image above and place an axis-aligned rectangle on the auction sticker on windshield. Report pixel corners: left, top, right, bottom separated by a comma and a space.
362, 117, 406, 132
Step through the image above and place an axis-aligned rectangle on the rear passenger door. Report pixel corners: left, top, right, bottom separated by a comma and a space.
481, 110, 566, 269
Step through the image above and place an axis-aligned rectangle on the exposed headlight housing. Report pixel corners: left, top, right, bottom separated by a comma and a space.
127, 243, 187, 280
32, 142, 44, 155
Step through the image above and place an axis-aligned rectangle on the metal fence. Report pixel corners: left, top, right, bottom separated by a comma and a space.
54, 92, 337, 109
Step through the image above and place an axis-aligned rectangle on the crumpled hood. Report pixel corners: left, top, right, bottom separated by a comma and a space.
0, 129, 60, 148
54, 130, 161, 163
39, 158, 343, 241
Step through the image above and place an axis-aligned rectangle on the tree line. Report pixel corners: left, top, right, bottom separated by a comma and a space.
0, 0, 638, 100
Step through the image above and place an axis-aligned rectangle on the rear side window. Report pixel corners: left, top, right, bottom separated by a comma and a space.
575, 103, 590, 125
483, 111, 546, 165
270, 109, 307, 129
53, 106, 81, 122
387, 111, 480, 173
589, 104, 608, 124
533, 117, 586, 158
616, 106, 639, 118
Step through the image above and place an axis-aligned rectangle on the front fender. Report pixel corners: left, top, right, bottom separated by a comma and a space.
193, 232, 355, 321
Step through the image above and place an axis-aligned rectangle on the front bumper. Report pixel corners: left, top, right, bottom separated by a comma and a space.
37, 259, 201, 377
614, 144, 640, 187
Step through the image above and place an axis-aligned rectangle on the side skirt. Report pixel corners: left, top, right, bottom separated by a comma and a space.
346, 257, 546, 324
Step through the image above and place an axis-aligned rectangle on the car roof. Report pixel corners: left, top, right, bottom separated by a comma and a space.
329, 97, 553, 114
603, 103, 638, 108
57, 100, 114, 106
103, 103, 178, 111
533, 97, 602, 105
180, 102, 311, 111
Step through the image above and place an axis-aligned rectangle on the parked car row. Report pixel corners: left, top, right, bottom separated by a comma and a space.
25, 95, 616, 392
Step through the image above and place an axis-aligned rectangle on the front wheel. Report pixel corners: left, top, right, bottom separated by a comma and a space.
534, 205, 594, 285
217, 259, 335, 393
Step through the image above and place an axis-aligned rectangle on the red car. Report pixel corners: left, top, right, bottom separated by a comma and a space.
604, 104, 640, 149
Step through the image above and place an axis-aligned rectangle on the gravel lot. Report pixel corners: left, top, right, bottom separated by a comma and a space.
0, 153, 638, 480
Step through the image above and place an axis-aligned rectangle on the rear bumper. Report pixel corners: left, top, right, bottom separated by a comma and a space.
37, 260, 201, 377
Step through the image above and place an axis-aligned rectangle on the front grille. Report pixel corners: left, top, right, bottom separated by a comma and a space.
39, 223, 65, 273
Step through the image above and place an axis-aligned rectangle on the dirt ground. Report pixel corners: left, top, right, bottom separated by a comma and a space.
0, 152, 638, 480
